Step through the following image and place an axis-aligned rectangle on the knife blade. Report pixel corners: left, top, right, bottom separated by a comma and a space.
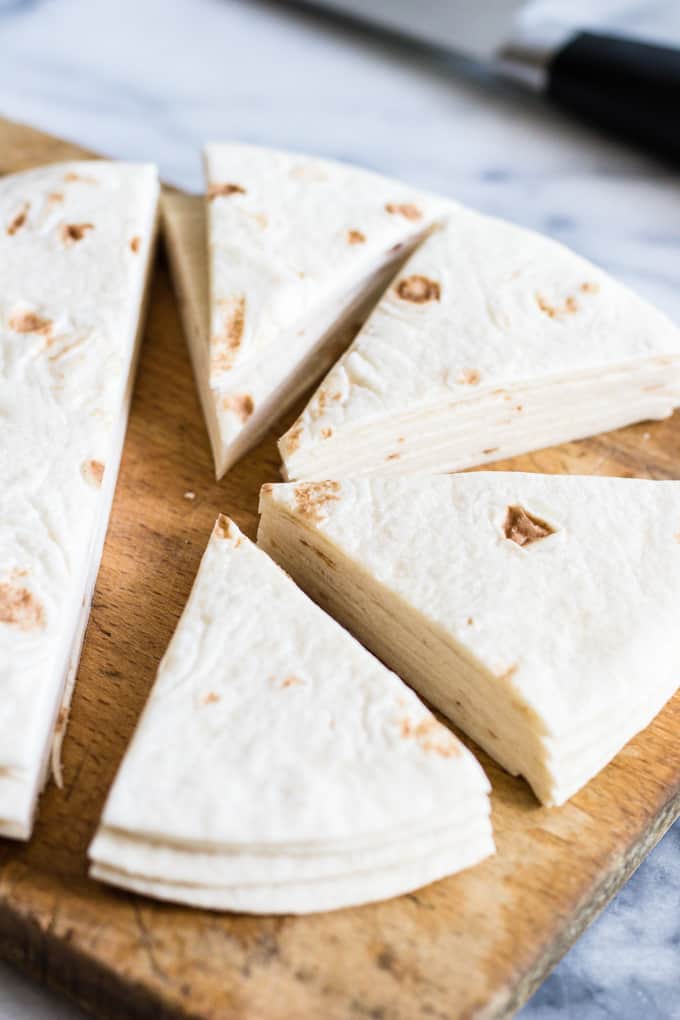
299, 0, 680, 165
302, 0, 527, 61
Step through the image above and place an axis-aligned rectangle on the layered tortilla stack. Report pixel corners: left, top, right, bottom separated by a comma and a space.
89, 517, 493, 912
0, 161, 159, 838
163, 143, 451, 478
259, 474, 680, 806
279, 207, 680, 480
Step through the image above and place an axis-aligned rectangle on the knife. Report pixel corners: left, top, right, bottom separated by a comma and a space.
299, 0, 680, 166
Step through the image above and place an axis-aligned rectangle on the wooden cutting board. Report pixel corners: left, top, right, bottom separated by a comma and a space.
1, 115, 679, 1020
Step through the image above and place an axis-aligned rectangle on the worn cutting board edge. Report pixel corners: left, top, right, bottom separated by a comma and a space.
0, 113, 679, 1020
2, 787, 679, 1020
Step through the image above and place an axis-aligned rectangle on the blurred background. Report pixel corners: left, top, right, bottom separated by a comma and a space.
0, 1, 679, 1018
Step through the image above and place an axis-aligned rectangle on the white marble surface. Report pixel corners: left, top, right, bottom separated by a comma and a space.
0, 0, 679, 1017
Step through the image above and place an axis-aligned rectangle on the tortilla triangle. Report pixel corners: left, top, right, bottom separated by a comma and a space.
279, 208, 680, 479
89, 516, 492, 913
163, 143, 450, 477
259, 473, 680, 805
0, 160, 159, 838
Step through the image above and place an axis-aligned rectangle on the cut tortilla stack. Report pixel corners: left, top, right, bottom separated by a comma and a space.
279, 208, 680, 480
89, 516, 493, 913
258, 473, 680, 806
0, 160, 159, 839
162, 143, 451, 478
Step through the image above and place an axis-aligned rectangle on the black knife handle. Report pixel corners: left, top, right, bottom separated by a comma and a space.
547, 32, 680, 165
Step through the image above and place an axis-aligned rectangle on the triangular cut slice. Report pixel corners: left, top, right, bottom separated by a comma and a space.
0, 160, 159, 839
258, 474, 680, 806
278, 209, 680, 480
89, 516, 492, 914
163, 144, 451, 478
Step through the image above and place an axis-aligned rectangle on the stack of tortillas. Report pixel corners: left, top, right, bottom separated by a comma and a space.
0, 161, 159, 839
280, 204, 680, 479
258, 473, 680, 806
89, 517, 493, 913
163, 143, 451, 478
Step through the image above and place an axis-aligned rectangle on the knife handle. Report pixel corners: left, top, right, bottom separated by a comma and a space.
547, 32, 680, 165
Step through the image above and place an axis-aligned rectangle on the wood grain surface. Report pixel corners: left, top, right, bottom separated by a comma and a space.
1, 115, 679, 1020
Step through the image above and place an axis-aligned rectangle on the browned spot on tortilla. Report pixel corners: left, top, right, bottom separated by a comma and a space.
281, 675, 302, 689
293, 481, 341, 524
55, 707, 68, 734
536, 293, 579, 319
0, 582, 44, 631
385, 202, 422, 222
496, 663, 519, 683
467, 617, 474, 625
211, 295, 246, 373
580, 281, 600, 294
400, 716, 461, 758
503, 505, 555, 547
347, 229, 366, 245
48, 191, 64, 203
320, 427, 333, 439
389, 242, 405, 255
458, 368, 481, 385
397, 436, 405, 443
202, 691, 221, 705
9, 310, 53, 335
221, 393, 255, 422
207, 182, 246, 200
61, 222, 94, 244
516, 405, 524, 412
283, 420, 303, 454
64, 172, 97, 183
7, 202, 29, 235
298, 537, 335, 569
386, 452, 400, 461
483, 447, 499, 455
130, 235, 141, 253
536, 295, 557, 318
308, 384, 341, 423
260, 483, 274, 498
395, 274, 440, 304
675, 531, 680, 543
215, 514, 235, 540
81, 459, 105, 488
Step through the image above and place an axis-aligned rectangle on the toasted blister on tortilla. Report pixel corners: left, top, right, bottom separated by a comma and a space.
258, 474, 680, 806
0, 160, 159, 839
89, 516, 493, 913
278, 208, 680, 480
162, 144, 452, 478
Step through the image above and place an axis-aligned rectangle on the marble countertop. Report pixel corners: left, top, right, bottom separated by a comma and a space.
0, 0, 679, 1017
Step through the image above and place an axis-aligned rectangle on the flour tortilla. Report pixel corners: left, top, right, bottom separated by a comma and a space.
258, 474, 680, 805
90, 827, 494, 914
163, 145, 451, 477
0, 161, 159, 839
279, 209, 680, 480
89, 814, 489, 885
89, 516, 492, 912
